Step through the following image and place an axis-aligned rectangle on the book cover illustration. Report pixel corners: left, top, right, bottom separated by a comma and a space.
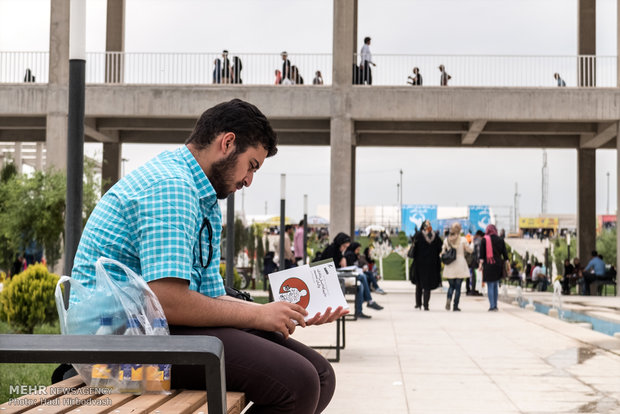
269, 260, 349, 321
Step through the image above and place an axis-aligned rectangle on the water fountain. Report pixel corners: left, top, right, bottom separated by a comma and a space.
548, 280, 562, 318
525, 297, 535, 311
511, 286, 523, 306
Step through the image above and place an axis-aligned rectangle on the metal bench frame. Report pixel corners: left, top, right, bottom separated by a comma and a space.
0, 334, 227, 414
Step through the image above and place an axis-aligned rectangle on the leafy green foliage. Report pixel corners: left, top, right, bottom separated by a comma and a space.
219, 262, 241, 289
0, 161, 101, 271
0, 264, 59, 333
596, 228, 616, 266
256, 231, 264, 275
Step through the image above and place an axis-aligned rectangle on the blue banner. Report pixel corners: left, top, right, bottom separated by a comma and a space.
402, 205, 438, 236
437, 219, 472, 235
468, 205, 491, 233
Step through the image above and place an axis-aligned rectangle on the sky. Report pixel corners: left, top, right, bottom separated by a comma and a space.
0, 0, 618, 227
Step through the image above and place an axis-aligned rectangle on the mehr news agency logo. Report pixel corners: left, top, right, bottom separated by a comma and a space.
6, 385, 113, 407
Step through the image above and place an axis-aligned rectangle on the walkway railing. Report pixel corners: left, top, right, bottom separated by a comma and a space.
354, 54, 617, 87
1, 51, 617, 87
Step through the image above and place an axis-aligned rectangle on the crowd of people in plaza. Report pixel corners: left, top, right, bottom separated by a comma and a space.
408, 221, 506, 311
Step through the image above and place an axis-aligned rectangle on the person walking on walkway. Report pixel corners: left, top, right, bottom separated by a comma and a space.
554, 72, 566, 87
411, 220, 442, 310
280, 51, 292, 84
442, 222, 473, 312
479, 224, 508, 311
438, 64, 451, 86
407, 67, 422, 86
360, 36, 376, 85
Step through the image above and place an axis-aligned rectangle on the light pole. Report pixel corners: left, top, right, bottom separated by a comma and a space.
607, 171, 610, 214
279, 174, 286, 271
303, 194, 308, 264
225, 193, 235, 287
399, 169, 403, 231
64, 0, 86, 276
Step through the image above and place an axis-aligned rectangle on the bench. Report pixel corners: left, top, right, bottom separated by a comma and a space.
0, 334, 247, 414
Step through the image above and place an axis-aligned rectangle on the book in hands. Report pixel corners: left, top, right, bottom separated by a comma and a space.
268, 259, 349, 321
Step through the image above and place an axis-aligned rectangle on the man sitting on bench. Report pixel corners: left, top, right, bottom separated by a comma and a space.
71, 99, 347, 414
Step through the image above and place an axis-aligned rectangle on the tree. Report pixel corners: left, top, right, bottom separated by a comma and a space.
596, 228, 616, 266
0, 161, 102, 272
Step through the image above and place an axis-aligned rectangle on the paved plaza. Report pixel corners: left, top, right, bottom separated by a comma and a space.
263, 281, 620, 414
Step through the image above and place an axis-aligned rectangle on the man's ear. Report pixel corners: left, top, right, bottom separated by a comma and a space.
220, 132, 236, 155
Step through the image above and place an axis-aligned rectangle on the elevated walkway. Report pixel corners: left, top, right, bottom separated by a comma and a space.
1, 84, 619, 149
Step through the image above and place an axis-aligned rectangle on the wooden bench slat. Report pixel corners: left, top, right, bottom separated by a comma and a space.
0, 376, 85, 414
225, 392, 246, 414
147, 391, 205, 414
21, 390, 101, 414
190, 392, 246, 414
104, 391, 178, 414
64, 393, 136, 414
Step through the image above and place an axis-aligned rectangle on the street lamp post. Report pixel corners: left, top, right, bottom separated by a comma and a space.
607, 171, 610, 214
64, 0, 86, 276
225, 193, 235, 287
399, 169, 403, 231
279, 174, 286, 271
303, 194, 308, 264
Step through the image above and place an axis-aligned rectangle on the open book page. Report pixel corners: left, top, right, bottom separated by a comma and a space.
269, 260, 349, 321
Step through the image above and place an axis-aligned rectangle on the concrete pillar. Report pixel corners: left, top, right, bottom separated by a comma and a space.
329, 0, 357, 237
102, 139, 121, 195
332, 0, 356, 87
35, 142, 44, 170
105, 0, 125, 83
616, 122, 620, 296
13, 142, 22, 173
578, 0, 596, 86
577, 149, 596, 261
46, 0, 70, 171
330, 117, 354, 237
350, 143, 356, 237
100, 1, 125, 194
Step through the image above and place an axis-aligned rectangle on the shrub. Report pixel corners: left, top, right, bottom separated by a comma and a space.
219, 263, 242, 289
0, 264, 59, 333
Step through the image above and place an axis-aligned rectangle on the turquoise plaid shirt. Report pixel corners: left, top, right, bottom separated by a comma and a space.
72, 145, 226, 298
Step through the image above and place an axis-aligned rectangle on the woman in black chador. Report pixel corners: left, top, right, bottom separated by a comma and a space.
411, 220, 443, 310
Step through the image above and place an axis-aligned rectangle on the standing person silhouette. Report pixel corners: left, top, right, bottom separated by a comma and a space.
360, 37, 376, 85
411, 220, 442, 310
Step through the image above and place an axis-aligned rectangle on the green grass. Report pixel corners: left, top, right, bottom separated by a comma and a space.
0, 320, 61, 404
381, 253, 408, 280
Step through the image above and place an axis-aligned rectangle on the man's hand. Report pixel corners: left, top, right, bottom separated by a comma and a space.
305, 306, 349, 326
255, 301, 308, 339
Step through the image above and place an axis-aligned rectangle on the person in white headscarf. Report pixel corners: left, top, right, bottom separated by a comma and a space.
441, 222, 473, 312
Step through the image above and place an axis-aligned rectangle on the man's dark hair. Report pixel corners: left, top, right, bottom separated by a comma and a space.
285, 224, 293, 232
186, 99, 278, 157
475, 230, 484, 237
364, 37, 371, 44
592, 250, 598, 257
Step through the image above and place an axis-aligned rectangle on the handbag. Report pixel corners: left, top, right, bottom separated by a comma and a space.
502, 260, 511, 278
440, 246, 457, 265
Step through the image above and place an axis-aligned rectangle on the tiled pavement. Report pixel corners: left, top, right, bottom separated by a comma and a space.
262, 281, 620, 414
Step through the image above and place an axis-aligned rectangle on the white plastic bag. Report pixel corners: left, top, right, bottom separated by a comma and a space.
55, 257, 171, 394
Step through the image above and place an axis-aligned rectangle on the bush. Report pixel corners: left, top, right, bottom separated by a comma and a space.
0, 264, 59, 333
219, 263, 242, 289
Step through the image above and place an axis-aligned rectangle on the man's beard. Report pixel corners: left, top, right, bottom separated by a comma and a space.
209, 150, 243, 199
